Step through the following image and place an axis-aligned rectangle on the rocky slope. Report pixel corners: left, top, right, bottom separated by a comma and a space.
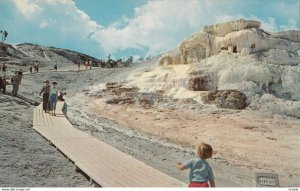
0, 42, 100, 69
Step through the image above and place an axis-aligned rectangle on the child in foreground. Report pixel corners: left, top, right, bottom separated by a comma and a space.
176, 143, 215, 187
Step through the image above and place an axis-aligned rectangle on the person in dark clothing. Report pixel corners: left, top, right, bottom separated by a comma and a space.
1, 30, 8, 43
29, 65, 33, 73
2, 74, 7, 94
0, 76, 3, 93
39, 80, 51, 112
3, 30, 8, 42
0, 74, 7, 94
58, 91, 66, 101
54, 64, 57, 71
18, 69, 23, 77
0, 30, 3, 43
2, 63, 7, 72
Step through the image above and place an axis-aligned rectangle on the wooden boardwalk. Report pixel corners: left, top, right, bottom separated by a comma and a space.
32, 101, 185, 187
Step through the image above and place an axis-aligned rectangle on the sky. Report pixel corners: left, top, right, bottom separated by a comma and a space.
0, 0, 299, 59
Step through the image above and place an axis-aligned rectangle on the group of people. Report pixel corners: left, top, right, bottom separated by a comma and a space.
0, 69, 23, 96
0, 61, 67, 116
29, 62, 40, 73
77, 60, 92, 71
30, 61, 58, 73
0, 30, 8, 43
39, 80, 66, 116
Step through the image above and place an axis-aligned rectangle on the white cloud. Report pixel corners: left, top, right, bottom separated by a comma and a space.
248, 16, 299, 32
10, 0, 104, 57
39, 20, 49, 28
75, 9, 101, 32
12, 0, 102, 36
92, 0, 205, 55
46, 0, 72, 4
279, 19, 299, 31
260, 17, 277, 32
13, 0, 42, 19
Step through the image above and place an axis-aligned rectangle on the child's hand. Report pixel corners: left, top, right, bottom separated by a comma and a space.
176, 162, 184, 170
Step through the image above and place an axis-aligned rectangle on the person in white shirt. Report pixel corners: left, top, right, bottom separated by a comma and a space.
49, 82, 58, 116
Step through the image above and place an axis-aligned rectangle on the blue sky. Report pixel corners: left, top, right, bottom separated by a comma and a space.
0, 0, 299, 59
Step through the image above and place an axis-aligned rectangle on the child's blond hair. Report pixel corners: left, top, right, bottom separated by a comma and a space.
197, 143, 213, 160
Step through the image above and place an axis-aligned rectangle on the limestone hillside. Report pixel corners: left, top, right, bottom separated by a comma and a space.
126, 19, 300, 118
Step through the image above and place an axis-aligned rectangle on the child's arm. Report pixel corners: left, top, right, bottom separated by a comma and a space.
176, 162, 188, 170
209, 180, 215, 187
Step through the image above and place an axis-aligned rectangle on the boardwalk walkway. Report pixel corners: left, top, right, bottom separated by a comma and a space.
32, 101, 185, 187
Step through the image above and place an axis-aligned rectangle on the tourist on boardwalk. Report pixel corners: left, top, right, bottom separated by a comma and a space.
49, 81, 58, 116
62, 99, 68, 117
58, 91, 65, 101
29, 65, 33, 73
176, 143, 215, 187
54, 63, 57, 71
39, 80, 51, 113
